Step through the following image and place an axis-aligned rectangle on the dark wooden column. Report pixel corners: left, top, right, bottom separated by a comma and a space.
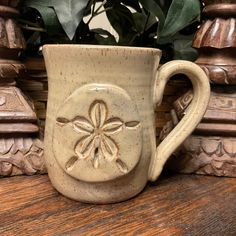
0, 0, 45, 176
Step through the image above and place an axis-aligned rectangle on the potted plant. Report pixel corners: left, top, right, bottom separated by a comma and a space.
19, 0, 201, 61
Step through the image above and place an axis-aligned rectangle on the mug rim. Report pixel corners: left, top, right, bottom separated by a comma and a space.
42, 44, 162, 55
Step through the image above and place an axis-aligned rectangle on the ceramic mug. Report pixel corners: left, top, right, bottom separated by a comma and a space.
43, 45, 210, 204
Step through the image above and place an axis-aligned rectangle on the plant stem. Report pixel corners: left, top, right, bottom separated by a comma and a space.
18, 19, 41, 28
87, 0, 108, 25
87, 7, 112, 26
20, 25, 46, 32
91, 0, 96, 16
96, 7, 112, 16
95, 0, 107, 13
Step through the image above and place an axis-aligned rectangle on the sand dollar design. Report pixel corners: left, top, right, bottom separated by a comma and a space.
53, 84, 142, 183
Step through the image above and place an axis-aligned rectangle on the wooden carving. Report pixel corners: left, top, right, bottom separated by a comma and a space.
199, 64, 236, 84
19, 58, 48, 139
0, 0, 43, 177
166, 133, 236, 178
0, 0, 21, 8
193, 3, 236, 84
0, 87, 37, 123
202, 0, 236, 6
0, 138, 46, 176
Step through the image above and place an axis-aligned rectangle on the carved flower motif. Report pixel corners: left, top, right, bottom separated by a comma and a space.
56, 100, 140, 173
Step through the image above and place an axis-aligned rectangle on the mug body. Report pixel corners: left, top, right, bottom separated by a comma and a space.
43, 45, 161, 203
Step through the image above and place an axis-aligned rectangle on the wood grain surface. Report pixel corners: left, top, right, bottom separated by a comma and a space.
0, 174, 235, 236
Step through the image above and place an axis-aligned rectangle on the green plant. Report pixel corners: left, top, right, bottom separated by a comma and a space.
20, 0, 201, 61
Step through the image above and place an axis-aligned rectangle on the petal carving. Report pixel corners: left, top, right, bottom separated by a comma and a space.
201, 138, 221, 155
93, 151, 100, 169
223, 139, 236, 157
103, 118, 123, 135
10, 138, 24, 154
125, 121, 140, 129
90, 101, 107, 128
116, 159, 128, 174
101, 136, 118, 162
56, 117, 70, 126
65, 156, 78, 171
72, 116, 94, 134
75, 135, 95, 159
21, 138, 33, 155
0, 138, 14, 155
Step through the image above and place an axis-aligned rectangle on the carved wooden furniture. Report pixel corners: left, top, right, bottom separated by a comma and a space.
161, 0, 236, 177
0, 0, 45, 176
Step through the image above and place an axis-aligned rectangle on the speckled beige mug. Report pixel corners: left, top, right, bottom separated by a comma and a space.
43, 45, 210, 203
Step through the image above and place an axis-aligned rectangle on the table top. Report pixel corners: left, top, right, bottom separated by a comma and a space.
0, 173, 235, 236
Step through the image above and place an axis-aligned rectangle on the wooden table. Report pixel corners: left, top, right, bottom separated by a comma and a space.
0, 173, 235, 235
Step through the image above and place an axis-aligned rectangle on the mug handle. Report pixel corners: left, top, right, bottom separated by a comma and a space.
148, 60, 210, 181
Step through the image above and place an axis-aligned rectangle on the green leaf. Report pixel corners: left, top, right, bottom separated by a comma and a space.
22, 3, 61, 35
160, 0, 201, 38
139, 0, 165, 32
74, 20, 95, 44
154, 0, 172, 15
91, 28, 115, 37
105, 3, 137, 45
91, 28, 117, 45
52, 0, 90, 40
22, 0, 90, 40
94, 34, 117, 45
83, 0, 94, 16
121, 0, 142, 12
173, 38, 198, 61
132, 12, 157, 33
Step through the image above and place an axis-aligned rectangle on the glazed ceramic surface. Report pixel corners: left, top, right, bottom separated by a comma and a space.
43, 45, 210, 203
